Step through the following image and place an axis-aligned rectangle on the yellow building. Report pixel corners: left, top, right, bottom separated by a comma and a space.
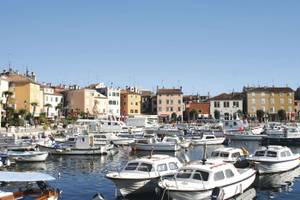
244, 87, 295, 120
7, 74, 43, 117
120, 90, 141, 116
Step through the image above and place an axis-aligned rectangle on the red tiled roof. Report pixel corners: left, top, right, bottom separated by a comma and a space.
157, 88, 183, 95
210, 92, 244, 101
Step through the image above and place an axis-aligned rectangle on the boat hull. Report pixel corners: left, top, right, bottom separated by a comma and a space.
108, 177, 159, 196
225, 133, 265, 141
38, 145, 108, 155
252, 159, 299, 174
160, 171, 256, 200
13, 152, 48, 162
133, 143, 181, 151
191, 138, 225, 145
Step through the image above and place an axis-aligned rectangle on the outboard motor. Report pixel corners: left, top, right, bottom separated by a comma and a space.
92, 193, 105, 200
211, 187, 225, 200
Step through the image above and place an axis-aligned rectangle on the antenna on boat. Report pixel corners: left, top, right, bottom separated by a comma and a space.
202, 143, 207, 165
149, 147, 154, 158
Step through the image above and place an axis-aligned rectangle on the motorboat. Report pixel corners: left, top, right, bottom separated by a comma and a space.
106, 154, 182, 196
38, 134, 112, 155
7, 151, 49, 162
0, 171, 60, 200
158, 160, 256, 200
133, 137, 181, 151
191, 134, 225, 145
93, 133, 135, 146
247, 145, 300, 174
156, 124, 184, 137
262, 126, 300, 146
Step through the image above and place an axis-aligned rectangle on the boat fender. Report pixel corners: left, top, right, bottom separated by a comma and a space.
92, 193, 105, 200
211, 187, 225, 200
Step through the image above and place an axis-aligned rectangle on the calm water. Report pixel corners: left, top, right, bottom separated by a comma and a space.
6, 141, 300, 200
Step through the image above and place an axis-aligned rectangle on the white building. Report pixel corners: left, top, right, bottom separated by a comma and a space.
41, 85, 63, 118
0, 76, 9, 124
88, 83, 121, 118
210, 93, 244, 120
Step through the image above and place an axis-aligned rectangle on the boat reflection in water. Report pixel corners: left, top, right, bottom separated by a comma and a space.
255, 166, 300, 197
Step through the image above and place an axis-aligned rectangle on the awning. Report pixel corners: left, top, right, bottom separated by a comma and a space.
0, 172, 56, 182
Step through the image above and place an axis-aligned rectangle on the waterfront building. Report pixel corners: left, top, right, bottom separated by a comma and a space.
41, 85, 63, 118
185, 102, 210, 120
156, 87, 184, 122
120, 88, 141, 116
88, 83, 121, 117
183, 94, 210, 104
243, 87, 295, 120
210, 92, 244, 120
65, 87, 108, 116
4, 69, 43, 117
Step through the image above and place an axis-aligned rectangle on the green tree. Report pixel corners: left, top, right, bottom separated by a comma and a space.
55, 102, 63, 120
190, 109, 199, 121
278, 109, 286, 122
30, 102, 38, 118
214, 110, 220, 120
171, 112, 177, 122
256, 110, 265, 122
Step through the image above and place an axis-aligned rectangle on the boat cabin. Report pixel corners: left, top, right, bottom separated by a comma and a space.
251, 146, 295, 160
210, 148, 244, 162
123, 155, 182, 174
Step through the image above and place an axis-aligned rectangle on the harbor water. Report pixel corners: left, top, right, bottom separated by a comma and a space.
7, 141, 300, 200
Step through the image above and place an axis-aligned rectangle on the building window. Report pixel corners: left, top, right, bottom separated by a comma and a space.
233, 101, 239, 107
261, 98, 265, 105
170, 100, 173, 104
178, 100, 181, 104
223, 101, 229, 108
214, 101, 220, 108
178, 107, 181, 111
130, 109, 134, 113
159, 100, 162, 104
135, 102, 138, 106
158, 107, 162, 111
166, 100, 169, 104
170, 107, 173, 112
135, 109, 138, 113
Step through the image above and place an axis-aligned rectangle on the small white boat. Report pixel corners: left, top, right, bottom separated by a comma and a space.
0, 171, 60, 200
38, 134, 111, 155
7, 151, 49, 162
158, 160, 256, 200
191, 134, 225, 145
106, 154, 182, 196
162, 136, 191, 149
247, 145, 300, 174
133, 137, 181, 151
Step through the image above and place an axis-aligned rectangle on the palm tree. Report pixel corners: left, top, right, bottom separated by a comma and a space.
30, 102, 38, 118
2, 91, 13, 124
55, 102, 63, 120
44, 103, 52, 118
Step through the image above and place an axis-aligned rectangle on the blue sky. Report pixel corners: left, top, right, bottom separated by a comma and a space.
0, 1, 300, 95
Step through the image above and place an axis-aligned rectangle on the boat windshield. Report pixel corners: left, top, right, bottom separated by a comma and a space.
125, 162, 139, 171
137, 163, 152, 172
254, 151, 265, 157
176, 169, 193, 179
266, 151, 277, 157
193, 170, 209, 181
211, 151, 220, 157
219, 152, 229, 158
